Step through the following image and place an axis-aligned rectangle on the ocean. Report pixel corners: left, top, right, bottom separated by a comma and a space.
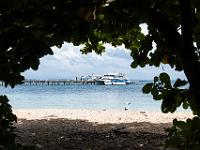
0, 81, 163, 111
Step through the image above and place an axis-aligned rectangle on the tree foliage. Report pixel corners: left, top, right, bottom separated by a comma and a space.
166, 117, 200, 149
0, 0, 200, 149
0, 96, 17, 149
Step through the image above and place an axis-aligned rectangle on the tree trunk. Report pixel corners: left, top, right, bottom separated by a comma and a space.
179, 0, 200, 107
146, 2, 200, 107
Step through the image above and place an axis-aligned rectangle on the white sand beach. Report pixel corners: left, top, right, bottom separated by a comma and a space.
13, 109, 193, 124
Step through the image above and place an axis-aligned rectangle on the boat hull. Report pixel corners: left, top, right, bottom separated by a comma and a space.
111, 79, 126, 85
104, 80, 112, 85
95, 80, 105, 85
112, 82, 126, 85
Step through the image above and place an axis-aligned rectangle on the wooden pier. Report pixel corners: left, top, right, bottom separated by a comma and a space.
0, 80, 96, 86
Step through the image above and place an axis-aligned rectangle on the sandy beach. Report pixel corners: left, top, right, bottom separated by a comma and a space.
14, 109, 193, 150
13, 109, 193, 124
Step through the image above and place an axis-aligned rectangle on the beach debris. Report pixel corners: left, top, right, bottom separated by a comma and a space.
17, 120, 23, 125
139, 143, 144, 147
112, 127, 127, 134
140, 111, 148, 117
31, 132, 36, 136
58, 136, 64, 140
140, 111, 146, 114
92, 122, 98, 126
36, 144, 43, 149
45, 114, 58, 118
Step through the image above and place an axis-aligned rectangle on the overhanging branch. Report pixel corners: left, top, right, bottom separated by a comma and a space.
146, 1, 200, 106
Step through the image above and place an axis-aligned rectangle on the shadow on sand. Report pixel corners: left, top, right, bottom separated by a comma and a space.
15, 119, 171, 150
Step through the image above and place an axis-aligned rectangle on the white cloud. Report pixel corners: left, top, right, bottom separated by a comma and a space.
23, 42, 186, 80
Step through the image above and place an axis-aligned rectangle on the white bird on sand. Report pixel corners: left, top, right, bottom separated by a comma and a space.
125, 102, 131, 111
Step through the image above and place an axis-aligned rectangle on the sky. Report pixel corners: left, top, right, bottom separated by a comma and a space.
23, 42, 186, 80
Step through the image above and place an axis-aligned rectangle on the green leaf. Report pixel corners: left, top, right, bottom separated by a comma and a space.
154, 76, 159, 83
98, 14, 104, 20
130, 61, 138, 68
30, 59, 40, 70
173, 118, 178, 125
173, 79, 188, 88
182, 100, 189, 109
151, 86, 158, 96
159, 72, 172, 88
142, 83, 153, 94
166, 137, 182, 147
176, 121, 186, 129
153, 93, 163, 100
161, 90, 178, 113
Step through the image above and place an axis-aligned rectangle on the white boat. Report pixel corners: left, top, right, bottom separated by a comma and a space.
104, 79, 112, 85
95, 73, 131, 85
112, 79, 126, 85
81, 74, 101, 81
81, 73, 132, 85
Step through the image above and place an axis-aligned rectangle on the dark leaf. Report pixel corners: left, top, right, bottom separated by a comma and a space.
173, 79, 188, 88
159, 72, 172, 88
142, 83, 153, 94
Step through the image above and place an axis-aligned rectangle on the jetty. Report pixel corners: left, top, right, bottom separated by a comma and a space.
0, 80, 96, 86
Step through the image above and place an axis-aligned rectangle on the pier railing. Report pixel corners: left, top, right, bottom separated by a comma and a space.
0, 80, 96, 86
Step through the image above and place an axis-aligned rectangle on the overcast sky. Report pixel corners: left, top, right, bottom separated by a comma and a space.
23, 42, 186, 80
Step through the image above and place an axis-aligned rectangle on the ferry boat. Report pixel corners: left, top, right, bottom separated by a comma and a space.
81, 73, 132, 85
95, 73, 131, 85
81, 74, 102, 81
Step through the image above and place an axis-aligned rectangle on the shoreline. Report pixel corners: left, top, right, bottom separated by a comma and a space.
13, 109, 193, 124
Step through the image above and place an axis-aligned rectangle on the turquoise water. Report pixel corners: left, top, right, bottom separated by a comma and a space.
0, 81, 163, 111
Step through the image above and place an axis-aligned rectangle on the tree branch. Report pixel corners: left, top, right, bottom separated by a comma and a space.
146, 2, 200, 107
